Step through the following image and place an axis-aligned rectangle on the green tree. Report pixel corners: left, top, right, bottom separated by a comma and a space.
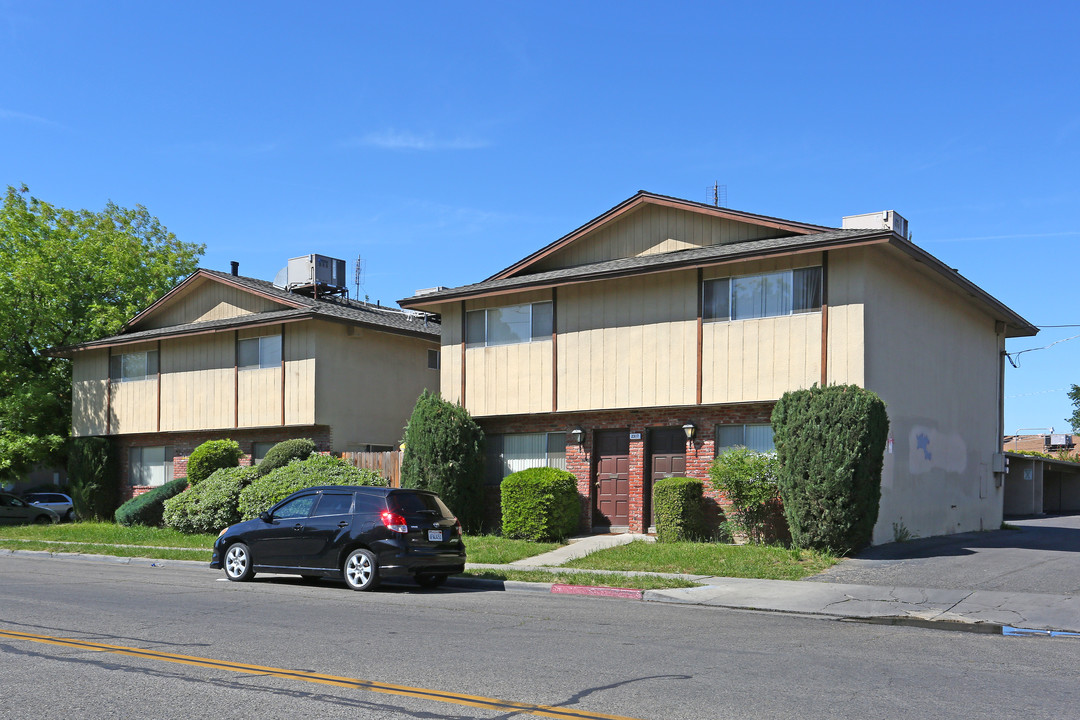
400, 390, 485, 532
0, 185, 203, 481
1068, 384, 1080, 432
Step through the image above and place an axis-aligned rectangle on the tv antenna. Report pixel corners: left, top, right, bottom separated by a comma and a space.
354, 254, 365, 299
706, 182, 727, 208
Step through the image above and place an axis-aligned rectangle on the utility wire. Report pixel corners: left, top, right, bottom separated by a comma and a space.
1006, 333, 1080, 368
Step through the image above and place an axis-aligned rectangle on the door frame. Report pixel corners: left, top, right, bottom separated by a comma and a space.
591, 429, 631, 529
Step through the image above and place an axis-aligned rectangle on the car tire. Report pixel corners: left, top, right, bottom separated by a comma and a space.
64, 509, 75, 522
415, 574, 447, 589
343, 549, 380, 591
224, 542, 256, 582
33, 514, 52, 525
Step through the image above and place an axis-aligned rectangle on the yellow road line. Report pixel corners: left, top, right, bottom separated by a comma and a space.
0, 628, 644, 720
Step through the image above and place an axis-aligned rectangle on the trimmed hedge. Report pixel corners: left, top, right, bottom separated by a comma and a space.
401, 390, 485, 532
238, 454, 386, 520
163, 466, 253, 534
500, 467, 580, 541
772, 384, 889, 554
251, 438, 316, 478
67, 436, 118, 521
186, 439, 242, 486
115, 477, 189, 527
652, 477, 707, 543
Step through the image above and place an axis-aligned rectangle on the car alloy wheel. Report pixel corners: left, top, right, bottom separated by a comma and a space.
224, 542, 255, 582
343, 548, 380, 591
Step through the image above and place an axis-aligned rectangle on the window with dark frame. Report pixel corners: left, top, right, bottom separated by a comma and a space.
427, 348, 440, 369
109, 350, 159, 382
715, 424, 775, 454
238, 334, 282, 370
466, 301, 553, 347
703, 267, 822, 322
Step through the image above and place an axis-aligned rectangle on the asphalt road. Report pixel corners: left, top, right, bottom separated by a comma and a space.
1, 554, 1077, 720
809, 514, 1080, 594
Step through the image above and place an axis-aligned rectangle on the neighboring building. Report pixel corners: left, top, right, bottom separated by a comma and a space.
54, 264, 439, 499
400, 191, 1038, 544
1003, 430, 1075, 455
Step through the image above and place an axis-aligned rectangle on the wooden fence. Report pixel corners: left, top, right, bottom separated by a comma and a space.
340, 450, 403, 487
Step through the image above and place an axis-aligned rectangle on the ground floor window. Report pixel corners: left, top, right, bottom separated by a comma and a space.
715, 424, 775, 453
252, 442, 276, 464
129, 446, 174, 486
484, 432, 567, 485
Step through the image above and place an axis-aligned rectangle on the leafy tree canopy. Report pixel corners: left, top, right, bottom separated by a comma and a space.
0, 185, 203, 480
1068, 384, 1080, 433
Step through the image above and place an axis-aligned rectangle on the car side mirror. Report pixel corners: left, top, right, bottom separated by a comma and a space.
259, 511, 272, 523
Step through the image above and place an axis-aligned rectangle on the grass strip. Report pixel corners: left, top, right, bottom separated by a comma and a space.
461, 569, 698, 590
563, 540, 838, 580
462, 535, 562, 564
0, 540, 211, 562
0, 522, 217, 549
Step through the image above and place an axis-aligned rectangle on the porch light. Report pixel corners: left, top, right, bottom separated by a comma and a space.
569, 427, 585, 445
682, 423, 696, 441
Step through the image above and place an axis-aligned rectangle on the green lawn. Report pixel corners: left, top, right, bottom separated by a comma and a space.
0, 540, 210, 562
563, 540, 838, 580
0, 522, 217, 549
462, 534, 562, 564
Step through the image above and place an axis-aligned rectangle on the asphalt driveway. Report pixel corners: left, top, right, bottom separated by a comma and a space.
807, 514, 1080, 595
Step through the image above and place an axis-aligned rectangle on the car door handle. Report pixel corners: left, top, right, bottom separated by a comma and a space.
293, 523, 303, 531
337, 521, 349, 528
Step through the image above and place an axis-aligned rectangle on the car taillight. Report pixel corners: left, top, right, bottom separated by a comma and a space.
454, 518, 462, 537
381, 510, 408, 533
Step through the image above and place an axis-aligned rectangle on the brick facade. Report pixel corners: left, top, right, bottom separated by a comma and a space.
478, 402, 775, 534
116, 425, 333, 501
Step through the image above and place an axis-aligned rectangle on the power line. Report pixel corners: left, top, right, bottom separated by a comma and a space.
1006, 333, 1080, 368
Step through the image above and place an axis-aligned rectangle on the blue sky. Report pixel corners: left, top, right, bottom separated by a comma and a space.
2, 1, 1078, 434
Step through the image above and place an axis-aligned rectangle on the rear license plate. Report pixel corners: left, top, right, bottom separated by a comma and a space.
427, 529, 444, 542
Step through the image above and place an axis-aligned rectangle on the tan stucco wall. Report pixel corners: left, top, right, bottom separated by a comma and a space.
858, 246, 1005, 544
313, 320, 439, 450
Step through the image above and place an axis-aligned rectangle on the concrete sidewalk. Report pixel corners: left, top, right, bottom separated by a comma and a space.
466, 531, 1080, 635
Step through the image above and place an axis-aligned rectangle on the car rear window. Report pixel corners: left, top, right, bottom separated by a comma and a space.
354, 493, 388, 515
388, 492, 454, 518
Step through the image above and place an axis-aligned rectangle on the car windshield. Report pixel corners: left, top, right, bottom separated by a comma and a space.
389, 492, 453, 518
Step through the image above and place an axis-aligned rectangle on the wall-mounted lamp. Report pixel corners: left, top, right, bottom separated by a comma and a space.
682, 423, 697, 442
569, 427, 585, 445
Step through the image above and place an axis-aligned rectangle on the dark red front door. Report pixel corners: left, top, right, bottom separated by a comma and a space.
593, 431, 630, 527
648, 428, 687, 526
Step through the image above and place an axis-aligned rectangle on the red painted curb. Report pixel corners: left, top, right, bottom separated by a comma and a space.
550, 584, 644, 600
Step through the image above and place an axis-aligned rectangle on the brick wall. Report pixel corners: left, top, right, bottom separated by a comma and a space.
479, 402, 775, 534
117, 426, 334, 502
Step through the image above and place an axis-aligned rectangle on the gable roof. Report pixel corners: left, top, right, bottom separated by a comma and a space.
400, 226, 1039, 338
51, 268, 439, 356
487, 190, 834, 281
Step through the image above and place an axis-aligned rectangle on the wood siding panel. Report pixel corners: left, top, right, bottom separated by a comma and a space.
284, 323, 315, 426
237, 367, 280, 427
556, 272, 697, 412
71, 350, 109, 436
532, 205, 790, 272
159, 333, 235, 431
440, 304, 463, 405
142, 279, 286, 330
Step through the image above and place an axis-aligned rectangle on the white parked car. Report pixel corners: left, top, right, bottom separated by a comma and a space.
24, 492, 75, 522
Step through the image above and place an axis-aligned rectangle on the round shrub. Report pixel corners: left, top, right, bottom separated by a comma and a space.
500, 467, 580, 541
187, 439, 242, 486
251, 438, 316, 478
652, 477, 707, 543
164, 466, 253, 534
115, 477, 189, 527
238, 454, 386, 520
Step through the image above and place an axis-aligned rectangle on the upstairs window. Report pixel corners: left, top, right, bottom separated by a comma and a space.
466, 301, 552, 347
238, 334, 282, 370
427, 349, 440, 369
704, 267, 822, 322
109, 350, 159, 382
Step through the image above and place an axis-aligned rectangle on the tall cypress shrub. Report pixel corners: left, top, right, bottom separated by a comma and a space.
67, 436, 118, 521
771, 384, 889, 554
400, 390, 484, 532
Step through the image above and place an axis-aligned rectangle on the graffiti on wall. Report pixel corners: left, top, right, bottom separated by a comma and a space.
908, 425, 967, 475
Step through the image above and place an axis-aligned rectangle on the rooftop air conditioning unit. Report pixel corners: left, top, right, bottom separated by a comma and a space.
287, 254, 347, 290
842, 210, 909, 239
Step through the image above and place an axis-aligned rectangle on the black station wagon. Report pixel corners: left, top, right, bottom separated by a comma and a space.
210, 486, 466, 591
